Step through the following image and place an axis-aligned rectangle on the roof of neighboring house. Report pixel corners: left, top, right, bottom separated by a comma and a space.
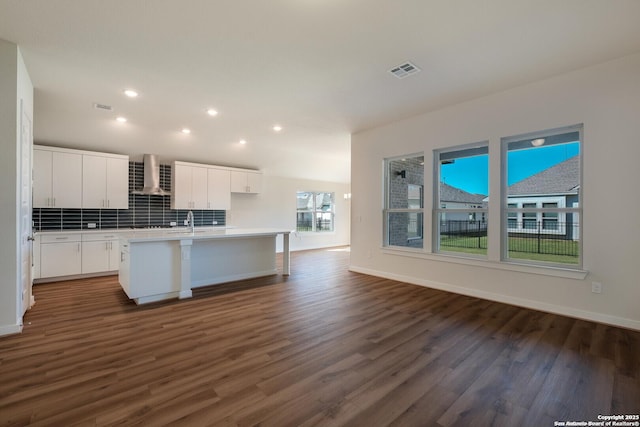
440, 182, 486, 204
508, 155, 580, 196
297, 192, 333, 210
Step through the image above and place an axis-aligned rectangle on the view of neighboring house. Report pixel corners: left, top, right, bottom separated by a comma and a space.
440, 182, 487, 220
439, 181, 488, 236
507, 155, 580, 240
296, 191, 335, 232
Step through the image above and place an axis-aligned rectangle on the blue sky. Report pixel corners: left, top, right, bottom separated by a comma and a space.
440, 142, 580, 196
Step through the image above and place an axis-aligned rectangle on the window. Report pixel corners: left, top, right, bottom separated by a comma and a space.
296, 192, 334, 232
433, 143, 488, 256
407, 184, 423, 240
503, 125, 582, 266
383, 154, 424, 248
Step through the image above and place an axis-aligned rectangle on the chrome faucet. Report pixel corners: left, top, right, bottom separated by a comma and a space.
186, 210, 194, 232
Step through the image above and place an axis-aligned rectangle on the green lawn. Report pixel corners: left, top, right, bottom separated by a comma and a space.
440, 235, 579, 264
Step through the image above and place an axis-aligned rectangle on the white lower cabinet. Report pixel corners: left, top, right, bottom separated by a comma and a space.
81, 233, 120, 274
40, 234, 82, 278
36, 231, 122, 279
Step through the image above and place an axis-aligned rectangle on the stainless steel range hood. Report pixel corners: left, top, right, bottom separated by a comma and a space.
131, 154, 171, 196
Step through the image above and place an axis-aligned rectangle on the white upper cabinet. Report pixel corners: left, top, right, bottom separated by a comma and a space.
207, 167, 231, 210
32, 149, 52, 208
230, 170, 262, 194
33, 148, 82, 208
106, 157, 129, 208
34, 145, 129, 210
173, 161, 259, 210
191, 166, 208, 209
171, 162, 208, 209
82, 154, 129, 209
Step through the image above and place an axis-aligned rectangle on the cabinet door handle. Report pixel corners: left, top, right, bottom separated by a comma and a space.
55, 237, 68, 240
53, 198, 56, 207
77, 243, 81, 252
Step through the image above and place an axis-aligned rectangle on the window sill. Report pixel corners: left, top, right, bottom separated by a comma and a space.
295, 231, 336, 236
381, 246, 588, 280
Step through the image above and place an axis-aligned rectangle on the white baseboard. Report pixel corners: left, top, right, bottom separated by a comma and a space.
349, 265, 640, 331
0, 323, 23, 337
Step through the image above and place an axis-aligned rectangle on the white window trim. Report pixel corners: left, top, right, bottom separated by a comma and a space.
383, 153, 425, 248
296, 191, 335, 233
501, 123, 583, 269
433, 141, 489, 256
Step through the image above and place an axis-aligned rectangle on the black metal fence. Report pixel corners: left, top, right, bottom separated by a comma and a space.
296, 219, 333, 232
507, 221, 579, 257
439, 220, 579, 257
439, 220, 488, 249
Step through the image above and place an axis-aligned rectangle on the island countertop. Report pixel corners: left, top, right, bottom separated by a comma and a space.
118, 227, 292, 304
119, 227, 292, 243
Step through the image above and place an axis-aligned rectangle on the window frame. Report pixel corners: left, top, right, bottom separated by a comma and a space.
433, 141, 489, 257
383, 153, 425, 248
296, 191, 335, 233
501, 124, 583, 268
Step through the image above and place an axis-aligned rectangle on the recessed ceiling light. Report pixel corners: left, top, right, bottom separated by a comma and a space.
239, 139, 247, 145
124, 89, 139, 98
206, 108, 218, 117
273, 125, 283, 132
116, 117, 127, 123
531, 138, 545, 147
181, 128, 191, 134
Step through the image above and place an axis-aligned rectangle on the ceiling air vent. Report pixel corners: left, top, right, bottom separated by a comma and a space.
93, 102, 114, 111
389, 61, 421, 79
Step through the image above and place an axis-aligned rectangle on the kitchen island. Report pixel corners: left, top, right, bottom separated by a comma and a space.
118, 228, 291, 304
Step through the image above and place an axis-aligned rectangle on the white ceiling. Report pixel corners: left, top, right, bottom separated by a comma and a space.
1, 1, 639, 183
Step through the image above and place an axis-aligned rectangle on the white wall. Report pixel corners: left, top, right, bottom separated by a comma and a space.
350, 52, 640, 330
0, 40, 33, 336
228, 175, 350, 252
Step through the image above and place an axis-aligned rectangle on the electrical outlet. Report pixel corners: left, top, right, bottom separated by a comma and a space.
591, 282, 602, 294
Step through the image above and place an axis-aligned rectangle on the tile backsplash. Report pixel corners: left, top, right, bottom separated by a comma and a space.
33, 161, 226, 231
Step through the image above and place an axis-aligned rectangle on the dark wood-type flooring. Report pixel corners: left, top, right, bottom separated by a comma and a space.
1, 247, 639, 426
